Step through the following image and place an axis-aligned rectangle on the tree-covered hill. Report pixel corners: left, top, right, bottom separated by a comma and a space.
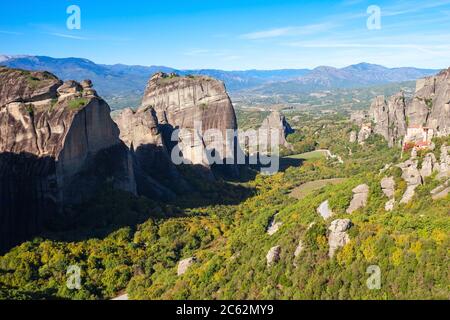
0, 114, 448, 300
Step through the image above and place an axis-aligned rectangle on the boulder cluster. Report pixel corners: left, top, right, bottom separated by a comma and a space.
395, 144, 449, 204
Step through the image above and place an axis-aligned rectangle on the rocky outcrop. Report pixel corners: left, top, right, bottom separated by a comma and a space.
259, 111, 294, 149
266, 214, 282, 236
113, 106, 188, 199
437, 144, 450, 180
141, 72, 238, 174
293, 241, 304, 267
363, 68, 450, 148
394, 145, 449, 204
381, 177, 396, 211
369, 93, 407, 147
0, 67, 136, 252
350, 110, 369, 125
397, 159, 422, 204
357, 123, 372, 145
407, 68, 450, 136
328, 219, 352, 258
430, 180, 449, 200
317, 200, 334, 219
346, 184, 369, 213
266, 246, 281, 267
420, 153, 438, 179
177, 257, 196, 276
0, 67, 62, 106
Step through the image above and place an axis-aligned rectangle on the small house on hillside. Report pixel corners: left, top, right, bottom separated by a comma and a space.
403, 125, 434, 150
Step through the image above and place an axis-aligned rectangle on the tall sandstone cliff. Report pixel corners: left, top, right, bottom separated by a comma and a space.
369, 92, 407, 147
141, 72, 238, 174
113, 106, 189, 199
368, 68, 450, 145
408, 68, 450, 134
260, 111, 294, 149
0, 67, 135, 252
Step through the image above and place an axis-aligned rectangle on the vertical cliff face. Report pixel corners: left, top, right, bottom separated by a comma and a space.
0, 67, 136, 252
365, 67, 450, 147
408, 68, 450, 136
114, 106, 188, 199
369, 93, 407, 147
141, 72, 238, 171
259, 111, 294, 149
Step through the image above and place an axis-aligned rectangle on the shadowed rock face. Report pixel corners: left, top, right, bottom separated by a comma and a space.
114, 106, 189, 199
0, 67, 136, 252
141, 72, 238, 174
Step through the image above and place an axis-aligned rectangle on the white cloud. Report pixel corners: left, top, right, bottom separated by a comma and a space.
240, 23, 336, 40
47, 32, 90, 40
383, 0, 450, 16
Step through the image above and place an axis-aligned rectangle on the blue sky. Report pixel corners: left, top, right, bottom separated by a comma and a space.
1, 0, 450, 70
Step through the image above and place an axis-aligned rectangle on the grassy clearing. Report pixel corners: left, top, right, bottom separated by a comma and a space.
289, 178, 346, 200
286, 150, 328, 161
68, 98, 88, 111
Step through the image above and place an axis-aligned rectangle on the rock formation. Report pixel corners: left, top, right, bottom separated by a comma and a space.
407, 68, 450, 136
266, 213, 282, 236
266, 245, 281, 267
113, 106, 188, 199
317, 200, 334, 219
328, 219, 352, 258
0, 67, 62, 106
141, 72, 238, 174
350, 110, 369, 125
177, 257, 196, 276
293, 241, 304, 267
420, 153, 438, 179
381, 177, 396, 211
430, 180, 449, 200
346, 184, 369, 213
369, 93, 407, 147
362, 68, 450, 147
259, 111, 294, 149
397, 159, 422, 204
0, 67, 136, 252
394, 144, 449, 204
437, 144, 450, 180
357, 123, 372, 145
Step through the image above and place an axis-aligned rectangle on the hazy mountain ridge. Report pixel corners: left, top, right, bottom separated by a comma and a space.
250, 63, 438, 95
0, 56, 439, 109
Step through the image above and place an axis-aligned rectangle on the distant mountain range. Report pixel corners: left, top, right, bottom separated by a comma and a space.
246, 63, 438, 95
0, 55, 439, 109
